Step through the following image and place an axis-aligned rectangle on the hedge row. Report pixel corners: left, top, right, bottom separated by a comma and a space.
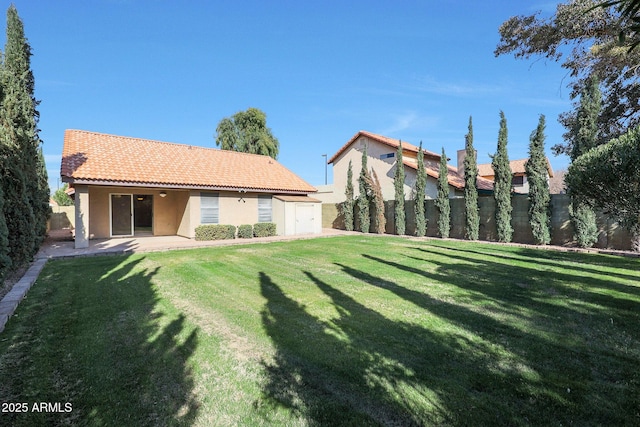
194, 223, 277, 241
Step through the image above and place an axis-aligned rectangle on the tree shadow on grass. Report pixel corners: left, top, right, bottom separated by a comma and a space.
0, 255, 199, 426
425, 241, 640, 290
257, 269, 579, 426
347, 251, 639, 425
409, 245, 640, 317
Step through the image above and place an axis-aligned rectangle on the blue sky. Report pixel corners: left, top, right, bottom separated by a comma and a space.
10, 0, 570, 191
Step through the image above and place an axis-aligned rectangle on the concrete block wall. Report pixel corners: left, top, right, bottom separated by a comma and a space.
324, 194, 633, 250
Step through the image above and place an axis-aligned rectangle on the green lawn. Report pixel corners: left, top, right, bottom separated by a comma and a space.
1, 235, 639, 426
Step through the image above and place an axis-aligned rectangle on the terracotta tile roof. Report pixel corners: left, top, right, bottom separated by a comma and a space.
478, 158, 554, 178
404, 159, 494, 191
328, 130, 441, 164
61, 130, 316, 194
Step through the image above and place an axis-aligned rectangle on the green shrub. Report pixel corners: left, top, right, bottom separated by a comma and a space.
253, 222, 276, 237
238, 224, 253, 239
195, 224, 236, 241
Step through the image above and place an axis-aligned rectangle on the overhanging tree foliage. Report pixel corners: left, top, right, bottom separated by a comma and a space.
215, 107, 279, 159
342, 160, 355, 231
495, 0, 640, 149
597, 0, 640, 50
492, 111, 513, 243
394, 141, 405, 235
464, 117, 479, 240
414, 142, 427, 237
525, 115, 552, 245
436, 147, 450, 238
566, 126, 640, 251
357, 146, 371, 233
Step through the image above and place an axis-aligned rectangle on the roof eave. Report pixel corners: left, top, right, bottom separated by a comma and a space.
62, 177, 315, 194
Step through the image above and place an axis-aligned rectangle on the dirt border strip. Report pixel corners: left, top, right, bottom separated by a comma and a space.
0, 258, 48, 333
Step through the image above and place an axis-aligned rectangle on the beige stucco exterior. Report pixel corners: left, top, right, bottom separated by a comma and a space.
72, 186, 320, 248
329, 135, 458, 204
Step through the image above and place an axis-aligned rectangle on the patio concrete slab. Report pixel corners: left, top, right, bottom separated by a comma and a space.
36, 228, 357, 259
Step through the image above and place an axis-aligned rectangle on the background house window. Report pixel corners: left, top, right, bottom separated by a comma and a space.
380, 153, 395, 159
258, 195, 272, 222
200, 192, 219, 224
512, 176, 524, 187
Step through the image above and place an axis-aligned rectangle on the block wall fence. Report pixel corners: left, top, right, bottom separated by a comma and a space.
322, 194, 632, 251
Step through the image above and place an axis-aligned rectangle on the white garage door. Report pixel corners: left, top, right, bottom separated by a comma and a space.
295, 204, 315, 234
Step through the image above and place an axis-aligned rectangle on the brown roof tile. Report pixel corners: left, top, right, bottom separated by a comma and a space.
478, 158, 554, 178
404, 159, 494, 191
61, 130, 316, 194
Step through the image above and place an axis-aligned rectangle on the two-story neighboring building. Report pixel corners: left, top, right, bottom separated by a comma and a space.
477, 158, 554, 194
321, 130, 493, 203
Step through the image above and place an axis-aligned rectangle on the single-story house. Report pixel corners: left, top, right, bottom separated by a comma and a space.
60, 130, 321, 248
477, 158, 554, 194
322, 130, 493, 203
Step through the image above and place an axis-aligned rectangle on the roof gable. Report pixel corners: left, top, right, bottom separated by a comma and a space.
61, 130, 316, 194
328, 130, 440, 164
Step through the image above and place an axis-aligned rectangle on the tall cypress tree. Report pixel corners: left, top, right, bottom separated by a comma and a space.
492, 111, 513, 243
525, 115, 551, 245
342, 160, 355, 231
0, 5, 45, 262
357, 145, 370, 233
464, 116, 479, 240
394, 141, 405, 235
569, 76, 600, 248
366, 169, 386, 234
35, 148, 50, 240
436, 147, 450, 238
414, 141, 427, 237
0, 185, 11, 280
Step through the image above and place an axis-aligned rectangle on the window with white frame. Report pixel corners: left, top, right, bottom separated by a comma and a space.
258, 195, 272, 222
200, 192, 219, 224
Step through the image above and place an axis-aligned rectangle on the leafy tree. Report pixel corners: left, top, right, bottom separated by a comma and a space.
53, 183, 74, 207
394, 141, 405, 235
414, 141, 427, 237
436, 147, 450, 238
495, 0, 639, 149
365, 169, 386, 234
357, 146, 371, 233
492, 111, 513, 243
566, 126, 640, 251
215, 107, 279, 159
525, 115, 552, 245
464, 117, 479, 240
597, 0, 640, 50
342, 160, 355, 231
569, 76, 601, 247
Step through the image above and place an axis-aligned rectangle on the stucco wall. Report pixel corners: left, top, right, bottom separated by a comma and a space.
86, 186, 191, 239
332, 136, 455, 203
49, 206, 75, 230
219, 192, 260, 225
